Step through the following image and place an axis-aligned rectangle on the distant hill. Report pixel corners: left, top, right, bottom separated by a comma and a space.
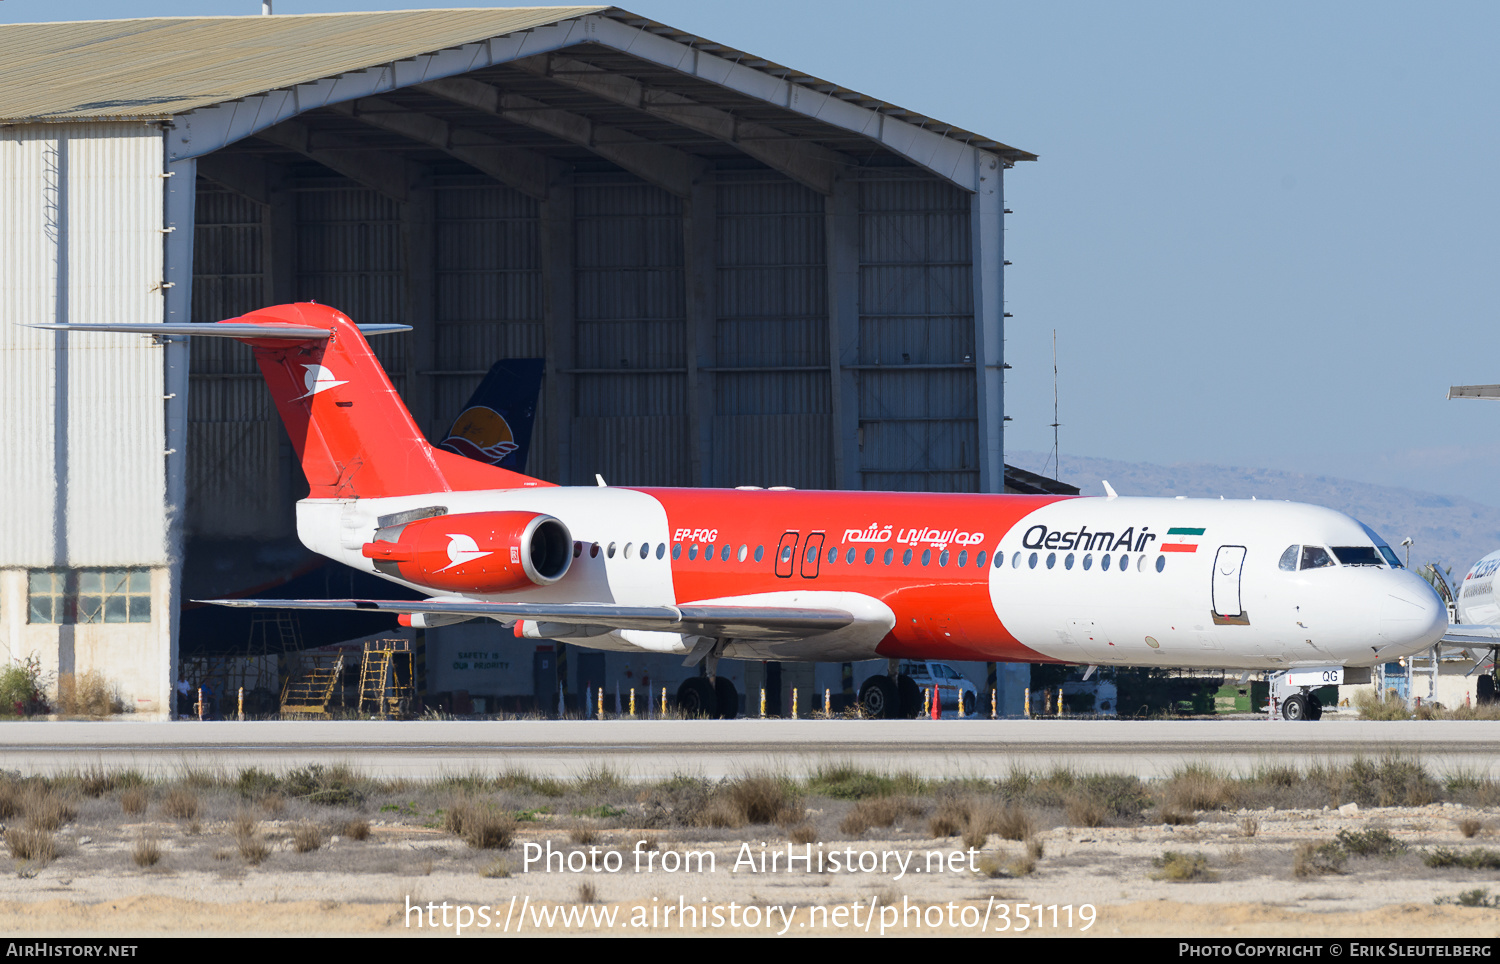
1008, 450, 1500, 580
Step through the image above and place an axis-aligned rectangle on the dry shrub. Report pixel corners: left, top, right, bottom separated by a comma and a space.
569, 824, 599, 845
5, 828, 55, 864
234, 811, 270, 865
839, 796, 920, 836
1162, 765, 1236, 812
132, 833, 161, 868
1294, 841, 1347, 877
1158, 806, 1198, 826
1063, 791, 1106, 828
1152, 851, 1215, 882
445, 797, 516, 850
340, 818, 371, 841
0, 778, 19, 819
481, 858, 512, 878
1459, 817, 1485, 839
293, 824, 323, 853
55, 670, 123, 716
120, 787, 148, 816
727, 775, 801, 825
788, 823, 819, 845
22, 785, 76, 832
1355, 690, 1411, 721
929, 798, 970, 838
259, 793, 286, 816
1239, 816, 1259, 838
577, 880, 599, 904
994, 803, 1037, 842
961, 825, 989, 850
162, 788, 200, 821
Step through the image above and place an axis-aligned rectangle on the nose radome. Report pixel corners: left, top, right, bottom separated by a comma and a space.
1378, 578, 1448, 650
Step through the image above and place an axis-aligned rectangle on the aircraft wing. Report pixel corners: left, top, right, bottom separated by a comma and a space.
1441, 625, 1500, 647
1448, 385, 1500, 400
201, 597, 856, 640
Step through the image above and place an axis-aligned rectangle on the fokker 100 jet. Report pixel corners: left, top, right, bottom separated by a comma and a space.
41, 304, 1449, 721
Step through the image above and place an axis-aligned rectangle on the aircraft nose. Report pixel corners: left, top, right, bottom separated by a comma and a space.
1377, 576, 1448, 651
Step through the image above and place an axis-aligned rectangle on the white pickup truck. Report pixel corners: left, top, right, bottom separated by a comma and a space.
897, 660, 981, 718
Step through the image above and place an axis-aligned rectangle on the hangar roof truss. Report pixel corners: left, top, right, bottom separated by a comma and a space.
0, 7, 1033, 192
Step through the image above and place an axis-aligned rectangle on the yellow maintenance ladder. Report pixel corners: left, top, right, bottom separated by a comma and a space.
359, 638, 415, 719
279, 654, 345, 716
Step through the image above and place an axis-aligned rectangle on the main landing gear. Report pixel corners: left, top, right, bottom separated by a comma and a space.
676, 644, 738, 719
858, 660, 923, 719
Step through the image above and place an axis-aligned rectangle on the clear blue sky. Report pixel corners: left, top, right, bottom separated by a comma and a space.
7, 1, 1498, 504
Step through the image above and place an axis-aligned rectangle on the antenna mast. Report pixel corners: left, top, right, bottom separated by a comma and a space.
1049, 329, 1060, 479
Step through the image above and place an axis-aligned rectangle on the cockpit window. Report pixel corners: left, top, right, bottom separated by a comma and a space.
1357, 520, 1404, 569
1332, 546, 1384, 567
1278, 546, 1299, 572
1300, 546, 1335, 570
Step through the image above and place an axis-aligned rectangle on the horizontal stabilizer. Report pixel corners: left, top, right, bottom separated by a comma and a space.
1448, 385, 1500, 400
201, 597, 858, 640
29, 322, 411, 339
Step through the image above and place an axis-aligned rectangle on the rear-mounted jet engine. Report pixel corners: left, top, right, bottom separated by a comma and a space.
361, 510, 572, 593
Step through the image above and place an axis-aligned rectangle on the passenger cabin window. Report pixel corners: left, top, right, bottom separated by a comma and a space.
1278, 546, 1299, 572
1300, 546, 1335, 570
1333, 546, 1384, 567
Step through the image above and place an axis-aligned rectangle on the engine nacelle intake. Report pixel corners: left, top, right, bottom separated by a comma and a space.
361, 510, 572, 593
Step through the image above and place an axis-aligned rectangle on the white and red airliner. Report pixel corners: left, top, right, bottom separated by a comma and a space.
44, 304, 1449, 720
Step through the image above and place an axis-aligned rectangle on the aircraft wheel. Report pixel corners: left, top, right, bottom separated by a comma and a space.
1282, 693, 1307, 721
677, 677, 719, 718
860, 675, 899, 719
713, 677, 739, 719
897, 674, 923, 718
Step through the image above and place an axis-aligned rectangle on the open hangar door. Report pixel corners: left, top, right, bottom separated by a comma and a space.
159, 11, 1030, 702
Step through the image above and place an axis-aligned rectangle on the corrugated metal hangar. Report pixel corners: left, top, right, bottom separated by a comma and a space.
0, 7, 1051, 718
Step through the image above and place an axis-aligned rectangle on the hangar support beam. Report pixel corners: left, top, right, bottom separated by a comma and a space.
684, 172, 716, 486
419, 78, 702, 199
510, 54, 850, 197
825, 178, 861, 491
327, 97, 554, 201
540, 176, 576, 485
254, 120, 411, 203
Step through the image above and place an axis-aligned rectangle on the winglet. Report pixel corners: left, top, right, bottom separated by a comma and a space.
1102, 480, 1118, 500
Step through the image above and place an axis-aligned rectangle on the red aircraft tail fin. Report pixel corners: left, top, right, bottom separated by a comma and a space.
224, 303, 550, 499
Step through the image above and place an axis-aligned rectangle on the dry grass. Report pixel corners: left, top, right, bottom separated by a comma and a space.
1152, 851, 1215, 882
162, 788, 200, 821
292, 824, 323, 853
787, 823, 819, 845
340, 818, 370, 841
1355, 690, 1412, 721
577, 880, 599, 904
569, 824, 599, 845
233, 812, 270, 866
994, 803, 1038, 841
1294, 841, 1348, 877
1239, 816, 1259, 838
445, 798, 516, 850
131, 833, 161, 868
1458, 816, 1485, 839
22, 786, 76, 832
5, 828, 56, 864
1162, 765, 1236, 812
1063, 791, 1107, 828
839, 796, 921, 836
0, 779, 19, 820
481, 858, 512, 878
1158, 806, 1198, 826
55, 670, 123, 716
120, 787, 148, 816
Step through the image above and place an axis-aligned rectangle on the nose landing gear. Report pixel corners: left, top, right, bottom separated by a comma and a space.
1281, 691, 1323, 721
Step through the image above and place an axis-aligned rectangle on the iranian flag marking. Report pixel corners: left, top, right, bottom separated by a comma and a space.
1162, 526, 1206, 553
